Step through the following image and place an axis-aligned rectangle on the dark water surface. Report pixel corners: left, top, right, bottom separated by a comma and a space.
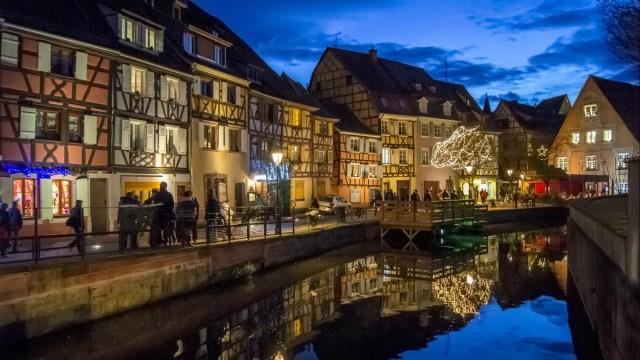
7, 226, 583, 360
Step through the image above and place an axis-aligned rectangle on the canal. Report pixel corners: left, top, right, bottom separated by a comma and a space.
6, 226, 593, 360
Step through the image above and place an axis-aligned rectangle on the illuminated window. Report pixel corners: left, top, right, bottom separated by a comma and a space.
368, 140, 377, 153
144, 26, 157, 50
130, 121, 147, 152
382, 148, 390, 164
68, 113, 83, 143
421, 122, 429, 136
420, 148, 430, 166
443, 102, 452, 117
294, 180, 304, 201
368, 165, 377, 178
397, 122, 407, 136
351, 282, 361, 295
603, 129, 613, 142
202, 124, 216, 149
349, 138, 360, 152
166, 76, 179, 101
586, 130, 597, 144
13, 179, 35, 218
557, 156, 567, 171
350, 163, 361, 178
314, 149, 327, 163
288, 144, 300, 162
182, 32, 195, 54
213, 46, 226, 66
571, 132, 580, 144
434, 123, 442, 137
165, 126, 178, 153
131, 66, 146, 94
583, 104, 598, 117
399, 149, 408, 164
381, 121, 389, 134
289, 108, 301, 127
617, 153, 630, 169
120, 16, 137, 43
36, 109, 60, 141
586, 155, 598, 171
52, 180, 72, 216
228, 128, 241, 152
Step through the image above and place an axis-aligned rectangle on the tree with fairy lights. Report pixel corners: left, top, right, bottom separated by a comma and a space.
431, 126, 497, 200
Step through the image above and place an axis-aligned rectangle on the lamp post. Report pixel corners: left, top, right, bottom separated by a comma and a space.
465, 165, 474, 201
507, 169, 514, 207
272, 150, 283, 235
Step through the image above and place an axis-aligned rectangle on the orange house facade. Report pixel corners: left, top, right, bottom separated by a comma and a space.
0, 25, 111, 234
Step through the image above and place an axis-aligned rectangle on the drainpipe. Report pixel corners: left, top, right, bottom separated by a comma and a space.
628, 158, 639, 286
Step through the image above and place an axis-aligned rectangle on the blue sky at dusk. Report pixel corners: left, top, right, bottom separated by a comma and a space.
195, 0, 636, 108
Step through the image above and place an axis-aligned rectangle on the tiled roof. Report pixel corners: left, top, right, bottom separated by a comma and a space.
496, 95, 567, 133
322, 103, 377, 135
591, 75, 640, 142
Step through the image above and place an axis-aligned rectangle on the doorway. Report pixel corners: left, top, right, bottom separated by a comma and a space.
89, 178, 108, 232
423, 181, 440, 197
397, 180, 410, 201
234, 182, 245, 207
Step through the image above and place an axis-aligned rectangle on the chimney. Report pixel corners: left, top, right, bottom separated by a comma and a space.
369, 48, 378, 62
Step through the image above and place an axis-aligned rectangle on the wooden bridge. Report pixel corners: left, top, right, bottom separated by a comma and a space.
376, 200, 488, 246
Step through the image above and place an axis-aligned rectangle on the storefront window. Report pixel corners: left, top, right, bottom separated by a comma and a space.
13, 179, 35, 218
52, 180, 72, 216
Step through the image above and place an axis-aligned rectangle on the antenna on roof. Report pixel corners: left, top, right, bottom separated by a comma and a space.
332, 32, 342, 47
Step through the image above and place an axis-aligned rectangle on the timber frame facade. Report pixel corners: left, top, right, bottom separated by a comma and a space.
333, 130, 382, 204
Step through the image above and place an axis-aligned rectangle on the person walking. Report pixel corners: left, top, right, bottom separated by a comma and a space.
66, 200, 85, 253
0, 203, 9, 258
176, 191, 197, 247
410, 190, 420, 202
7, 201, 23, 253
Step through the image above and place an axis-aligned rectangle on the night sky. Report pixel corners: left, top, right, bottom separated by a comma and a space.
195, 0, 636, 108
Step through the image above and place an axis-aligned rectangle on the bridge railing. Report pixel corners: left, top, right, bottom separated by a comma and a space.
376, 200, 487, 228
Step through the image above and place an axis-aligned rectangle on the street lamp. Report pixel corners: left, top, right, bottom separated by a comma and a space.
272, 150, 283, 235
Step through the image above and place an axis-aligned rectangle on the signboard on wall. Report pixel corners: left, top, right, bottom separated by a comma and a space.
350, 188, 361, 203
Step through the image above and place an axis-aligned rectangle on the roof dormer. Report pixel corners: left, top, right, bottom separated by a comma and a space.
183, 25, 232, 67
118, 12, 164, 53
443, 101, 453, 117
418, 97, 429, 114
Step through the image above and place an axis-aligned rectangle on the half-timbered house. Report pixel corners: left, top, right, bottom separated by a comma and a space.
324, 104, 382, 205
0, 3, 113, 233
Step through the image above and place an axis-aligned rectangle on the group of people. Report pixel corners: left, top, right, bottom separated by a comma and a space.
0, 201, 23, 258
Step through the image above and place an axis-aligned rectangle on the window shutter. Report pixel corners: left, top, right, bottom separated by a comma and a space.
145, 123, 155, 153
37, 42, 51, 72
121, 118, 130, 150
40, 179, 53, 220
198, 122, 205, 148
359, 138, 365, 153
235, 88, 243, 107
328, 122, 333, 135
240, 129, 248, 153
217, 125, 226, 150
213, 80, 220, 101
158, 126, 167, 154
122, 64, 131, 93
19, 106, 36, 139
376, 140, 382, 153
160, 75, 168, 101
276, 105, 282, 123
145, 70, 155, 97
178, 80, 187, 105
178, 128, 187, 155
221, 81, 228, 103
347, 164, 352, 178
376, 165, 383, 178
192, 76, 201, 96
314, 120, 320, 134
83, 115, 98, 145
303, 113, 310, 128
74, 51, 88, 80
328, 148, 333, 164
360, 163, 366, 178
157, 31, 164, 52
1, 33, 19, 66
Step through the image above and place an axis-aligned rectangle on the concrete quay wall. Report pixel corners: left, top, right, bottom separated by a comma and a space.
0, 222, 379, 345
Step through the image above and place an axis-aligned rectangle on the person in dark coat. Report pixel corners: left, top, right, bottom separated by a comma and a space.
152, 182, 175, 246
176, 191, 197, 246
0, 203, 9, 258
205, 189, 221, 241
311, 197, 320, 209
67, 200, 85, 253
410, 190, 420, 202
424, 190, 432, 205
7, 201, 22, 253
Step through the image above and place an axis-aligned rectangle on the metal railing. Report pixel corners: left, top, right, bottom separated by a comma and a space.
377, 200, 488, 228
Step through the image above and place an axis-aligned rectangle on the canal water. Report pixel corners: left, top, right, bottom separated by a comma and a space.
8, 226, 584, 360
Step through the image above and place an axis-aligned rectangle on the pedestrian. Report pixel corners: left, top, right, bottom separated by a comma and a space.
410, 189, 419, 202
176, 191, 197, 247
451, 190, 458, 200
0, 203, 9, 258
117, 194, 130, 251
7, 201, 23, 253
442, 189, 450, 200
152, 181, 175, 246
311, 197, 319, 209
205, 189, 221, 241
424, 189, 432, 205
66, 200, 85, 253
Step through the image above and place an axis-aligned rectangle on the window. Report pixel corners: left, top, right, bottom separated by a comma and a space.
13, 179, 35, 218
445, 126, 452, 138
571, 132, 580, 144
68, 114, 83, 143
397, 122, 407, 136
227, 85, 236, 104
165, 126, 178, 153
290, 108, 301, 127
246, 65, 263, 84
434, 123, 441, 137
288, 144, 300, 162
617, 153, 630, 169
399, 149, 408, 164
382, 148, 390, 164
420, 122, 429, 136
36, 110, 60, 140
420, 148, 430, 166
586, 130, 597, 144
52, 180, 72, 216
586, 155, 598, 171
183, 32, 195, 54
584, 104, 598, 117
351, 282, 361, 295
166, 76, 179, 101
618, 183, 629, 193
228, 128, 241, 152
200, 79, 213, 97
368, 140, 377, 153
369, 165, 377, 178
120, 16, 137, 43
130, 121, 147, 152
603, 129, 613, 142
294, 180, 304, 201
213, 45, 226, 66
349, 138, 360, 152
318, 121, 329, 136
350, 163, 361, 178
314, 149, 327, 163
418, 99, 428, 114
557, 157, 568, 171
1, 33, 19, 67
202, 124, 216, 149
144, 26, 157, 50
120, 16, 162, 52
443, 102, 452, 117
265, 103, 277, 122
51, 47, 74, 77
131, 66, 146, 94
173, 4, 182, 20
259, 140, 270, 160
381, 121, 389, 134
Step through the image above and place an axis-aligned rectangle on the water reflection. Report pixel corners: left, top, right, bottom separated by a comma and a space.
11, 227, 572, 360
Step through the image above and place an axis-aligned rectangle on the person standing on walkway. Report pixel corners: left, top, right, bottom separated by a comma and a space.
0, 203, 9, 258
67, 200, 85, 253
7, 201, 22, 253
424, 190, 432, 205
176, 191, 197, 246
152, 182, 175, 246
205, 189, 220, 241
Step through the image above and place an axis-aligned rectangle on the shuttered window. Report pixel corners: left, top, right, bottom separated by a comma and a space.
68, 113, 83, 143
36, 109, 60, 141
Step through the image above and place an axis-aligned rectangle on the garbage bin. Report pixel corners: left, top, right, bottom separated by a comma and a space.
336, 206, 346, 223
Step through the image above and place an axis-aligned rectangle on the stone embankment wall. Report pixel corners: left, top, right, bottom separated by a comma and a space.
0, 222, 378, 345
480, 206, 568, 224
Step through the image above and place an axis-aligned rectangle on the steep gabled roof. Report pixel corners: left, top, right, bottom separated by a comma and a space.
591, 75, 640, 142
536, 95, 568, 118
495, 95, 567, 134
322, 103, 376, 135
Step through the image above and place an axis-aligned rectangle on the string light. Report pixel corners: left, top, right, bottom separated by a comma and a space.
432, 271, 492, 315
1, 163, 72, 178
430, 126, 496, 171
